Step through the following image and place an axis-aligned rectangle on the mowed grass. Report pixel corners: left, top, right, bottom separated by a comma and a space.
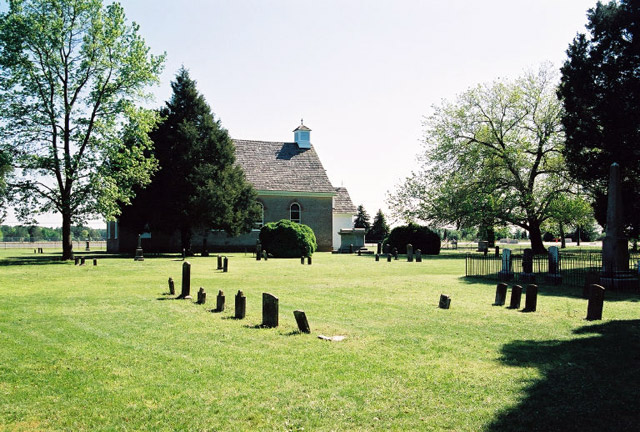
0, 250, 638, 431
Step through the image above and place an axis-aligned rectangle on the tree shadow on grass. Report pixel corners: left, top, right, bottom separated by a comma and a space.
485, 319, 640, 432
0, 254, 68, 266
461, 277, 640, 303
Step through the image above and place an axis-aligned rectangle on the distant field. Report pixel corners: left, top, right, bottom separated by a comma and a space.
0, 250, 637, 431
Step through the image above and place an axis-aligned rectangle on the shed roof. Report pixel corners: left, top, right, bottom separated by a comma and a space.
233, 140, 335, 194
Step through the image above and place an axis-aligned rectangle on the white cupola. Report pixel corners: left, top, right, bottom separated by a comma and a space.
293, 119, 311, 149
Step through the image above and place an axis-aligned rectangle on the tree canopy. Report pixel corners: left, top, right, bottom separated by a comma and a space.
558, 0, 640, 236
353, 204, 371, 232
119, 68, 260, 252
0, 0, 165, 259
387, 65, 580, 254
367, 209, 390, 243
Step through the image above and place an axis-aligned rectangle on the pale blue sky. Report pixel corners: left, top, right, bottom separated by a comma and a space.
5, 0, 598, 227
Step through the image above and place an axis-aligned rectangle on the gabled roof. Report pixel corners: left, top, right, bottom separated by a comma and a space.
233, 140, 335, 194
334, 187, 357, 214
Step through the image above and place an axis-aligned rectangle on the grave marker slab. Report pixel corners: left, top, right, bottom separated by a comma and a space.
387, 253, 392, 262
293, 310, 311, 333
375, 254, 379, 262
586, 284, 605, 321
168, 277, 175, 295
519, 248, 536, 283
416, 249, 422, 263
197, 287, 207, 305
262, 293, 279, 328
493, 282, 508, 306
407, 244, 414, 262
307, 256, 312, 265
439, 294, 451, 309
508, 285, 522, 309
523, 284, 538, 312
223, 257, 228, 273
216, 290, 225, 311
235, 290, 246, 319
178, 261, 192, 299
217, 255, 223, 270
134, 234, 144, 261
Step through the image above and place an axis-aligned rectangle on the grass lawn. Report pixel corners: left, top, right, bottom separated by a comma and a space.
0, 250, 638, 431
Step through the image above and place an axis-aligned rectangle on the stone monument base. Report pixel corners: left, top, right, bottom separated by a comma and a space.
134, 248, 144, 261
599, 271, 638, 291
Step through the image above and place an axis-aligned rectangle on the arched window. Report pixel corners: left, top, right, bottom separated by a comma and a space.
254, 202, 264, 230
290, 203, 301, 223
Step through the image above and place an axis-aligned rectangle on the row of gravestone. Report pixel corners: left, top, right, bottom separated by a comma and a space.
74, 257, 98, 266
498, 246, 562, 285
492, 281, 606, 320
167, 262, 311, 333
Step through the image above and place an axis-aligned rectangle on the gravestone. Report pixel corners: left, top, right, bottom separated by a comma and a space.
407, 244, 414, 262
377, 242, 382, 255
216, 290, 225, 312
493, 282, 508, 306
393, 248, 398, 260
439, 294, 451, 309
85, 241, 90, 252
262, 293, 279, 328
301, 256, 305, 264
307, 256, 312, 265
201, 238, 209, 257
223, 257, 228, 273
508, 285, 523, 309
235, 290, 246, 319
519, 248, 536, 283
583, 273, 600, 298
586, 284, 605, 321
168, 277, 175, 295
416, 249, 422, 263
262, 250, 268, 261
545, 246, 562, 285
523, 284, 538, 312
93, 259, 97, 266
357, 249, 361, 256
217, 255, 223, 270
80, 257, 86, 266
178, 261, 192, 299
197, 287, 207, 305
293, 310, 311, 334
134, 234, 144, 261
375, 254, 379, 262
387, 253, 391, 262
74, 257, 80, 266
498, 248, 514, 281
256, 242, 262, 261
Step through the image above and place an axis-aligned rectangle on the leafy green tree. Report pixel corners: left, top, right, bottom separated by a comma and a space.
0, 0, 165, 259
367, 209, 390, 242
353, 205, 371, 232
387, 65, 572, 254
558, 0, 640, 235
120, 68, 260, 252
0, 151, 10, 223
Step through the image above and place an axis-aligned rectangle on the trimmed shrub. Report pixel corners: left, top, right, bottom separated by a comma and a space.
259, 219, 317, 258
384, 223, 441, 255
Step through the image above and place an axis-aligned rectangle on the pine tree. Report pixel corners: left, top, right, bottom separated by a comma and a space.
367, 209, 390, 242
353, 205, 371, 232
120, 68, 260, 252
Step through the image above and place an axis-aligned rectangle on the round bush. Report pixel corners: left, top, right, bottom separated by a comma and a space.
259, 219, 317, 258
384, 223, 441, 255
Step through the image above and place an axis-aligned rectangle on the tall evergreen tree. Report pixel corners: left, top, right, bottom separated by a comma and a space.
354, 205, 371, 232
367, 209, 390, 242
120, 68, 260, 252
559, 0, 640, 235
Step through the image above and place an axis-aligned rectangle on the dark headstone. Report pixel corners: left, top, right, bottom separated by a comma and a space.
439, 294, 451, 309
74, 257, 80, 266
235, 290, 246, 319
523, 284, 538, 312
134, 234, 144, 261
80, 257, 86, 266
387, 253, 391, 262
217, 255, 222, 270
375, 254, 379, 262
301, 256, 305, 264
216, 290, 225, 311
197, 287, 207, 305
293, 310, 311, 333
223, 257, 228, 273
92, 259, 97, 266
508, 285, 522, 309
586, 284, 605, 321
168, 277, 175, 295
262, 250, 268, 261
393, 248, 398, 260
407, 244, 414, 262
86, 241, 90, 252
307, 256, 312, 265
416, 249, 422, 263
493, 282, 508, 306
357, 249, 361, 256
262, 293, 279, 328
256, 242, 262, 261
178, 261, 192, 299
377, 242, 382, 255
520, 248, 535, 283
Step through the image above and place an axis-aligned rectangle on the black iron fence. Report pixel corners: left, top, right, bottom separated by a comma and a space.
465, 251, 640, 288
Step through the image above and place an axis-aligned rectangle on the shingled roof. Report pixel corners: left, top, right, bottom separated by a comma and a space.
233, 140, 336, 194
334, 187, 356, 214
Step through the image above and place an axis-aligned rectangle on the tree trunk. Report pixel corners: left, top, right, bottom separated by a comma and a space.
559, 223, 566, 249
528, 220, 546, 255
576, 225, 581, 246
180, 226, 192, 255
62, 211, 73, 260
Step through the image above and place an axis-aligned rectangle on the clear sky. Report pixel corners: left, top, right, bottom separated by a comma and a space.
4, 0, 598, 227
